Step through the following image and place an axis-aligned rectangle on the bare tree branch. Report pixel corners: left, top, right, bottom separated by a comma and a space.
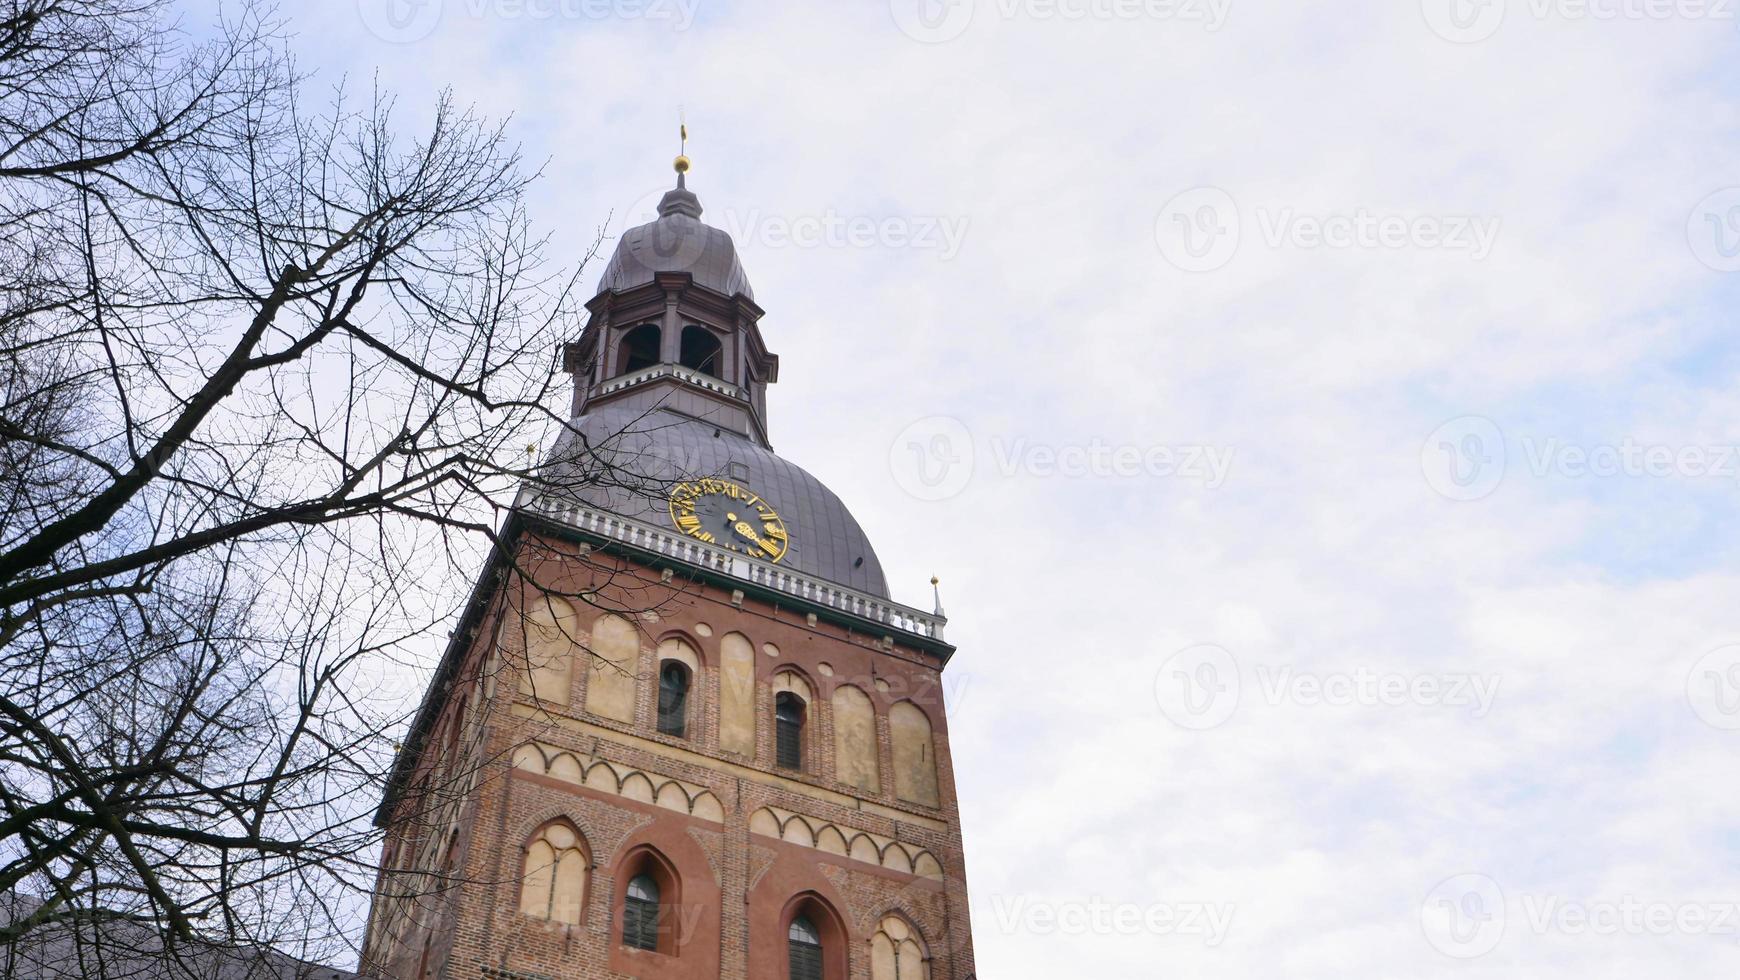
0, 1, 668, 975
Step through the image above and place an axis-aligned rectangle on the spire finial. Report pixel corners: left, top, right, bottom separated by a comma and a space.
930, 575, 944, 616
673, 110, 690, 187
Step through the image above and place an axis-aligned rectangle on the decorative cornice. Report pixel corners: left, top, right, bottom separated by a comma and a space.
522, 494, 947, 645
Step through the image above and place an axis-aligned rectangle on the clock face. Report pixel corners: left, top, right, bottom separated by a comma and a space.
668, 479, 790, 563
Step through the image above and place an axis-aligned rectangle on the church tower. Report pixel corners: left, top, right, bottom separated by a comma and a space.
360, 153, 976, 980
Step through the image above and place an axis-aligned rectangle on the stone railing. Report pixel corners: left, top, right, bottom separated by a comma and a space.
592, 362, 746, 402
524, 494, 946, 643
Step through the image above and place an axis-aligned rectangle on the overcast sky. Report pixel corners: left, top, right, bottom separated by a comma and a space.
244, 0, 1740, 974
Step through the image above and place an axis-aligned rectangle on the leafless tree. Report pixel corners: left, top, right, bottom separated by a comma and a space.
0, 1, 669, 974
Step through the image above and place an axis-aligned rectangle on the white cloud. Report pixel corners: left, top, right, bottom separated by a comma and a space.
259, 0, 1740, 973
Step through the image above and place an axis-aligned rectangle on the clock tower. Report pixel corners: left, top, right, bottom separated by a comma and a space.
360, 157, 976, 980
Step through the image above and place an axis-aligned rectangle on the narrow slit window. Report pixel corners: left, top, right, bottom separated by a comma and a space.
657, 661, 690, 738
775, 692, 805, 771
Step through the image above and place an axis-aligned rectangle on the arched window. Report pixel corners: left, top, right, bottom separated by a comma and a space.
775, 691, 805, 771
618, 324, 661, 375
679, 325, 723, 378
788, 915, 823, 980
831, 684, 879, 794
616, 846, 681, 955
622, 873, 661, 951
444, 692, 466, 765
890, 702, 940, 807
519, 596, 576, 707
775, 893, 845, 980
520, 822, 588, 925
871, 915, 930, 980
657, 661, 691, 738
585, 613, 640, 724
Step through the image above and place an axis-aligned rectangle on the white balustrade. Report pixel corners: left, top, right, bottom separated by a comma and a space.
524, 494, 946, 642
592, 363, 746, 402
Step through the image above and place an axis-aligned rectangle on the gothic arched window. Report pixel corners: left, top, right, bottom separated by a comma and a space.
871, 914, 930, 980
775, 691, 805, 771
788, 915, 823, 980
657, 660, 690, 738
519, 821, 588, 925
622, 873, 661, 951
616, 846, 681, 955
679, 325, 722, 378
618, 323, 661, 375
890, 701, 940, 807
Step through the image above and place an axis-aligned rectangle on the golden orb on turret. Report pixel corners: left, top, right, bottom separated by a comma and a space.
674, 154, 691, 174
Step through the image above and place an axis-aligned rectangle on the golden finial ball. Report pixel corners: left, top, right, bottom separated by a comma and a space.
930, 575, 940, 585
673, 154, 691, 174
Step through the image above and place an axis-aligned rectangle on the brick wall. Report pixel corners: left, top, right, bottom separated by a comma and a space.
363, 537, 976, 980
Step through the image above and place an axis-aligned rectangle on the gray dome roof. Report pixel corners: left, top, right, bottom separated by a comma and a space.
543, 404, 888, 598
597, 183, 754, 301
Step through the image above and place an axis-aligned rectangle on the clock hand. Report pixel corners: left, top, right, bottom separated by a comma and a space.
732, 519, 779, 555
